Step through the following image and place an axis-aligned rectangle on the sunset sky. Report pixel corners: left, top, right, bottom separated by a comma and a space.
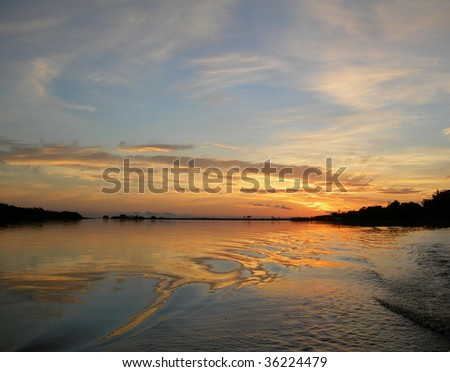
1, 0, 449, 217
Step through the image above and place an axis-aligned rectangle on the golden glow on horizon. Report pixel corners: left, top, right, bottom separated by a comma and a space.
1, 1, 449, 217
1, 143, 441, 218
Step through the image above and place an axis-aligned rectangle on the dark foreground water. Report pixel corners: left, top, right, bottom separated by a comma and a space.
0, 220, 449, 351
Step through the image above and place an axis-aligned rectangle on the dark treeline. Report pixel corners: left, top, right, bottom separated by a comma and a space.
0, 203, 83, 223
300, 190, 450, 226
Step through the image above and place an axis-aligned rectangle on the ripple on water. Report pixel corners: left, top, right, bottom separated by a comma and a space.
204, 259, 241, 273
231, 249, 268, 259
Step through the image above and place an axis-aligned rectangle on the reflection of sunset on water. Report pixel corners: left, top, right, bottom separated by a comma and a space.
3, 221, 351, 339
1, 221, 360, 339
1, 220, 449, 351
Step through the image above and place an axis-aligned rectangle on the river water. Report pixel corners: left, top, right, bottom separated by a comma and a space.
0, 220, 448, 351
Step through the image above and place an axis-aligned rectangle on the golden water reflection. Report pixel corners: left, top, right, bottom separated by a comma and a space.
0, 220, 399, 342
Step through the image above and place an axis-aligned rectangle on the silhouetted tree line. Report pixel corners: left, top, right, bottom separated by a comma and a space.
306, 190, 450, 226
110, 214, 145, 220
0, 203, 83, 223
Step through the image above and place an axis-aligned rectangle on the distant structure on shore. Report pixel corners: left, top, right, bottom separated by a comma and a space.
0, 203, 83, 224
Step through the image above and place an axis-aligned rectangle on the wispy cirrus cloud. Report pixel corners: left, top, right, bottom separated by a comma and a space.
308, 67, 415, 110
179, 53, 289, 103
377, 187, 421, 195
14, 56, 97, 112
268, 108, 409, 160
18, 57, 63, 101
0, 0, 235, 141
94, 0, 235, 62
206, 142, 248, 152
119, 142, 195, 153
277, 0, 450, 112
0, 16, 67, 35
306, 65, 450, 111
373, 0, 450, 42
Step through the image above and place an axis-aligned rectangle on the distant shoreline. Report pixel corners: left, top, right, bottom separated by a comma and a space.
2, 188, 450, 227
101, 216, 450, 227
104, 214, 292, 222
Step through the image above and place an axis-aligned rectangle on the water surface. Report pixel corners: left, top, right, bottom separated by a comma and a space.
0, 220, 449, 351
